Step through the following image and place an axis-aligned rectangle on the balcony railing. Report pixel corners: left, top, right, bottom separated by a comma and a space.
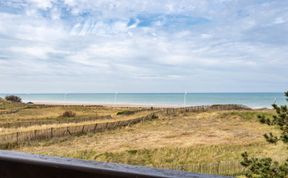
0, 151, 231, 178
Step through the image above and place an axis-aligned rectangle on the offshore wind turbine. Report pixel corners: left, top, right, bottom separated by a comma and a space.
184, 91, 187, 106
114, 92, 118, 105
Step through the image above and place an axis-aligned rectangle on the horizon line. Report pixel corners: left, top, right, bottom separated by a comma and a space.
0, 92, 284, 94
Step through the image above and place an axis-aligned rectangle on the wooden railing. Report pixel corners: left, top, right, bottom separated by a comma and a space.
0, 151, 231, 178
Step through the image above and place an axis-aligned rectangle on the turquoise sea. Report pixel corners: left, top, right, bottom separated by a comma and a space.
0, 93, 286, 108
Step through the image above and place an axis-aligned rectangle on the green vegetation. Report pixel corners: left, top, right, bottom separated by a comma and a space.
61, 111, 76, 117
221, 110, 275, 121
241, 91, 288, 178
0, 97, 25, 109
5, 95, 22, 103
116, 110, 137, 115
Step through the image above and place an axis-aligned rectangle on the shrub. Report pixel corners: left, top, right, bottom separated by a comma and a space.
241, 91, 288, 177
5, 95, 22, 103
62, 111, 76, 117
151, 113, 158, 119
117, 110, 136, 115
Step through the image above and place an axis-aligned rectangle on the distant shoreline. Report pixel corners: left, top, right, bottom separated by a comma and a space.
32, 101, 188, 108
29, 100, 270, 109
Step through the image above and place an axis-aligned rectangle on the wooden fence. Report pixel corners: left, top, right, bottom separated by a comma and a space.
0, 113, 158, 147
159, 160, 244, 176
0, 115, 112, 128
163, 104, 251, 115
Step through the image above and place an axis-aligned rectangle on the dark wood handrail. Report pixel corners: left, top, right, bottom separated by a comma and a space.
0, 151, 230, 178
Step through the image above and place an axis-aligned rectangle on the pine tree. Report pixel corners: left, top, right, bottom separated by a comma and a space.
241, 91, 288, 178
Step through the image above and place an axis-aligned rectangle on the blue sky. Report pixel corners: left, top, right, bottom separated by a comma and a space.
0, 0, 287, 93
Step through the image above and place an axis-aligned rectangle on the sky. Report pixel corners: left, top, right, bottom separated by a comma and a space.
0, 0, 287, 93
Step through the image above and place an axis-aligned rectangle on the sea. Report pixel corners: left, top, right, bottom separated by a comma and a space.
0, 93, 286, 108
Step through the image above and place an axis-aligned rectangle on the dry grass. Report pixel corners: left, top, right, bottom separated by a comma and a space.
0, 105, 116, 122
0, 110, 152, 135
0, 99, 149, 123
2, 99, 286, 175
15, 109, 287, 175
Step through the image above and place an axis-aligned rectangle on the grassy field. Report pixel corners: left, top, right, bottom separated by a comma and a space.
1, 98, 286, 176
0, 98, 127, 122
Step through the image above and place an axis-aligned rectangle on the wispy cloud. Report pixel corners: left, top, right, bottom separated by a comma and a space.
0, 0, 287, 92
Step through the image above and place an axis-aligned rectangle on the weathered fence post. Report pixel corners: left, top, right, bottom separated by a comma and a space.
93, 124, 97, 132
50, 128, 53, 138
34, 130, 37, 139
16, 132, 19, 144
81, 126, 85, 133
217, 161, 221, 175
66, 127, 72, 136
105, 122, 108, 130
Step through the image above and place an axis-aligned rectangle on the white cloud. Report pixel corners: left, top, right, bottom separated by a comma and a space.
8, 46, 55, 59
29, 0, 54, 10
0, 0, 287, 92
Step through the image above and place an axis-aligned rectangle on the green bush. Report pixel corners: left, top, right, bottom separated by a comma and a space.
62, 111, 76, 117
117, 110, 136, 115
241, 91, 288, 178
5, 95, 22, 103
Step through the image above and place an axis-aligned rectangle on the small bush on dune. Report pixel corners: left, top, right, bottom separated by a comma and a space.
62, 111, 76, 118
5, 95, 22, 103
117, 110, 136, 115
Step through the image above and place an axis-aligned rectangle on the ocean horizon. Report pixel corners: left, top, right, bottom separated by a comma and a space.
0, 92, 286, 108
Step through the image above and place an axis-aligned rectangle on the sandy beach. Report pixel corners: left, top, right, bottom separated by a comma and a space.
32, 100, 185, 108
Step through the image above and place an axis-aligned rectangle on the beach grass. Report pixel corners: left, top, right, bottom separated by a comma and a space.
14, 108, 286, 175
1, 99, 285, 176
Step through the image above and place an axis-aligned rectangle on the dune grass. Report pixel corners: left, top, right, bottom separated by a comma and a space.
0, 99, 149, 125
0, 110, 152, 135
68, 142, 286, 176
2, 99, 285, 176
0, 99, 149, 121
13, 108, 287, 176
